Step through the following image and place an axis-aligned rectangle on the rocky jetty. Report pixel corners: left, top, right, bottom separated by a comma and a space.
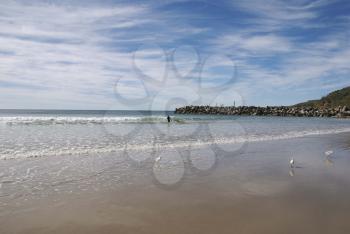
175, 105, 350, 118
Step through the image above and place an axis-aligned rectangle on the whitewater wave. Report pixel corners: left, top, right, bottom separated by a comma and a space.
0, 116, 185, 125
1, 127, 350, 160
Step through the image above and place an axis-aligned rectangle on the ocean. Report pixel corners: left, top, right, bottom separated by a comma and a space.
2, 109, 350, 233
1, 109, 350, 160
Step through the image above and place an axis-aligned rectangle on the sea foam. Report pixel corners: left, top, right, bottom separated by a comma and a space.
1, 127, 350, 160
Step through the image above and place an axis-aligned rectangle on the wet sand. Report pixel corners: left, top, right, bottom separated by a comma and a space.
1, 133, 350, 234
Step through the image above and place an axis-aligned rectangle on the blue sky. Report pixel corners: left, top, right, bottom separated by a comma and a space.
0, 0, 349, 110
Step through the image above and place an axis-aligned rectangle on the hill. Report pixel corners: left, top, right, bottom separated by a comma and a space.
294, 86, 350, 108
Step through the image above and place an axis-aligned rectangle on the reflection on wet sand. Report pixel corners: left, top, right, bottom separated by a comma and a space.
325, 157, 334, 166
289, 168, 295, 177
1, 133, 350, 234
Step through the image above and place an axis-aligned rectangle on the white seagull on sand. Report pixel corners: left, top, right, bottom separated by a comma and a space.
325, 150, 333, 157
155, 156, 162, 162
290, 158, 295, 168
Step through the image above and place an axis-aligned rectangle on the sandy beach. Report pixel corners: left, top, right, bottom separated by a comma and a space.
1, 132, 350, 234
1, 0, 350, 232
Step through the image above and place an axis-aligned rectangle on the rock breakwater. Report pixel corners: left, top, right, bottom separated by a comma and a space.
175, 105, 350, 118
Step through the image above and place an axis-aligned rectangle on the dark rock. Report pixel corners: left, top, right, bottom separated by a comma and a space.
174, 105, 350, 118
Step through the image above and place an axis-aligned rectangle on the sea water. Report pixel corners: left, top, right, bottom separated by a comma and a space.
0, 109, 350, 160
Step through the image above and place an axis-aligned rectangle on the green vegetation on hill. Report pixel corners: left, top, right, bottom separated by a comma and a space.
294, 86, 350, 108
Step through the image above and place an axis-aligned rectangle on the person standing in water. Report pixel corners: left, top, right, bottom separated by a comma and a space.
167, 115, 171, 123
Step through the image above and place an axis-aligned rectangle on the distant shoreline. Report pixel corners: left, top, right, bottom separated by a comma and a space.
175, 105, 350, 118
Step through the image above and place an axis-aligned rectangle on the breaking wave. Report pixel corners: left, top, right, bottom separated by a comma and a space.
1, 127, 350, 160
0, 116, 185, 125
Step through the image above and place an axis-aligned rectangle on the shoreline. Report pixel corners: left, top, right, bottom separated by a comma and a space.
175, 105, 350, 118
1, 126, 350, 160
1, 132, 350, 233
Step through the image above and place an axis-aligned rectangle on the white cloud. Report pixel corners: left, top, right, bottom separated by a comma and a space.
216, 34, 292, 54
0, 0, 348, 109
0, 0, 209, 109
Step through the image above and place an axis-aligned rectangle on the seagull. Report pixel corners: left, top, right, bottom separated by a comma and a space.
155, 156, 162, 162
325, 150, 333, 157
290, 158, 295, 168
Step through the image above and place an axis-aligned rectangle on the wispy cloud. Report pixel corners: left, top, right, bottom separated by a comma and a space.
0, 0, 349, 109
0, 0, 208, 109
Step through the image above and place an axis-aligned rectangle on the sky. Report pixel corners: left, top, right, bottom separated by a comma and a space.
0, 0, 350, 110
